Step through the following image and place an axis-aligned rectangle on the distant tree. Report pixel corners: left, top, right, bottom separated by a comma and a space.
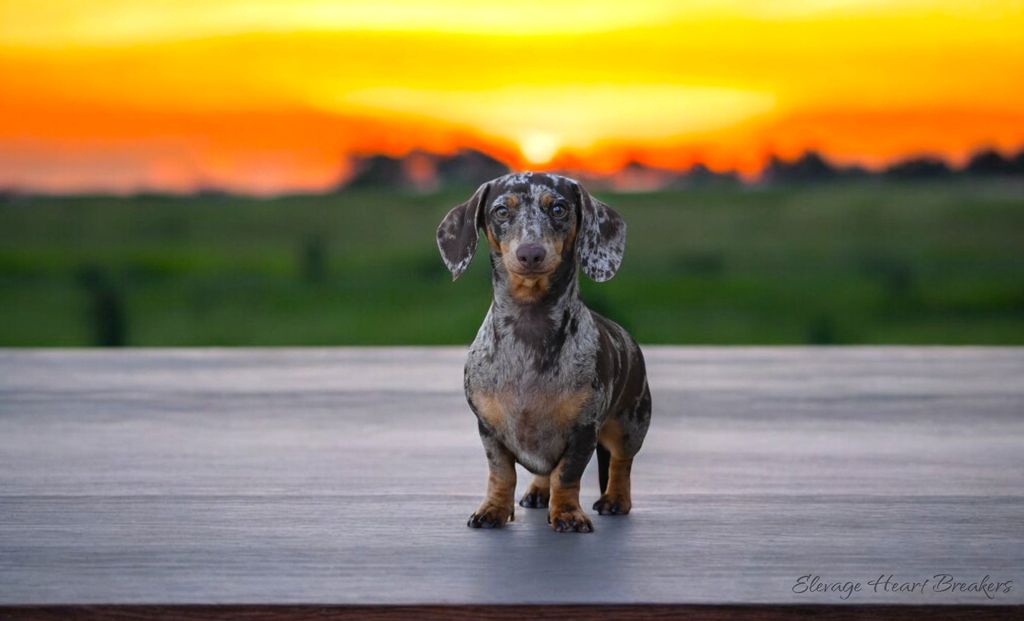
836, 163, 870, 179
610, 161, 677, 191
342, 149, 509, 191
1012, 149, 1024, 174
551, 169, 613, 192
133, 191, 176, 201
668, 163, 739, 188
762, 151, 839, 183
964, 149, 1015, 175
0, 189, 25, 205
401, 149, 441, 192
437, 149, 510, 187
193, 185, 231, 199
300, 235, 327, 283
344, 155, 409, 190
884, 156, 952, 179
76, 266, 127, 347
806, 313, 839, 345
683, 163, 715, 183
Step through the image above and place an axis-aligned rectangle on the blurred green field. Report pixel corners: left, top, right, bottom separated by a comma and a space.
1, 178, 1023, 346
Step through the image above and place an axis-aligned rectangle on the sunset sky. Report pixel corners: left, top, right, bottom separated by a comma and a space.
2, 0, 1023, 194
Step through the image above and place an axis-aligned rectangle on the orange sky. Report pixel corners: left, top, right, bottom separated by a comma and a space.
2, 0, 1023, 194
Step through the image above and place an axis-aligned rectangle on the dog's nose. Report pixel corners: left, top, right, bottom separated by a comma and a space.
516, 244, 547, 269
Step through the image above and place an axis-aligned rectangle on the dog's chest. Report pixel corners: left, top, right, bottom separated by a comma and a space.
464, 307, 601, 473
469, 384, 590, 474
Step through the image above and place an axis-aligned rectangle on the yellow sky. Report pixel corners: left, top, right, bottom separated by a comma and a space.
1, 0, 1023, 192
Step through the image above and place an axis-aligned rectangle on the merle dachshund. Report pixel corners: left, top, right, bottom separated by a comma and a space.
437, 172, 652, 533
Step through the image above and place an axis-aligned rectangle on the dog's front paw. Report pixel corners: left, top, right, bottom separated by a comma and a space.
467, 502, 514, 528
593, 493, 632, 516
548, 506, 594, 533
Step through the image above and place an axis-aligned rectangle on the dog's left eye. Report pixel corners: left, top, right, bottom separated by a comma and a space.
550, 202, 568, 218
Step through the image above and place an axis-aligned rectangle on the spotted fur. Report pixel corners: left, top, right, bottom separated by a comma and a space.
437, 172, 652, 533
436, 182, 491, 280
574, 185, 627, 282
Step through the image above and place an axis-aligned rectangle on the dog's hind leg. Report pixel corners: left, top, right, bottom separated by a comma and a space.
593, 383, 651, 516
592, 434, 632, 515
519, 474, 550, 508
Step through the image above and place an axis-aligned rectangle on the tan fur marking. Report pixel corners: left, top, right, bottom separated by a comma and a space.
474, 389, 590, 432
472, 440, 517, 526
549, 455, 583, 509
549, 475, 581, 513
606, 457, 632, 502
485, 225, 500, 252
507, 271, 550, 302
598, 418, 627, 458
472, 393, 506, 430
551, 389, 591, 427
486, 468, 516, 507
548, 210, 576, 262
529, 474, 550, 492
546, 237, 564, 268
597, 418, 633, 513
548, 463, 592, 531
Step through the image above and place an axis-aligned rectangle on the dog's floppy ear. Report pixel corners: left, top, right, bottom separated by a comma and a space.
573, 181, 627, 282
436, 181, 492, 280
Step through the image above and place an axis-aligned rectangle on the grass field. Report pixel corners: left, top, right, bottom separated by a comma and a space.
1, 178, 1022, 346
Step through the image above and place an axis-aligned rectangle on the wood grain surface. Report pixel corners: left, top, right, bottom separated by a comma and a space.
1, 347, 1022, 611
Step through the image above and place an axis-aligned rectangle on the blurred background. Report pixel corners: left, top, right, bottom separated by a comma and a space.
1, 1, 1022, 346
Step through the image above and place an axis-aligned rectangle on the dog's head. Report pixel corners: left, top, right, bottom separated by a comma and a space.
436, 172, 626, 296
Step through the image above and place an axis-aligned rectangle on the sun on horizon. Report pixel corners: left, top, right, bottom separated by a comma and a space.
1, 0, 1023, 194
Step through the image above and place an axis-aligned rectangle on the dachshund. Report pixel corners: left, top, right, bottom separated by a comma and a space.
437, 172, 651, 533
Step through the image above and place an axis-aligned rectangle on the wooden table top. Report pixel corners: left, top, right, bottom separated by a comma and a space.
1, 347, 1022, 616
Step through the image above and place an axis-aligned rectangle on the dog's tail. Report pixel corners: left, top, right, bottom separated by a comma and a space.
596, 443, 610, 495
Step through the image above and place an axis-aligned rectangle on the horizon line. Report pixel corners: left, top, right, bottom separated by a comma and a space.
3, 145, 1022, 199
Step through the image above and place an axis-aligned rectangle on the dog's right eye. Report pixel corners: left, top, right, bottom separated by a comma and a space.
493, 206, 510, 221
